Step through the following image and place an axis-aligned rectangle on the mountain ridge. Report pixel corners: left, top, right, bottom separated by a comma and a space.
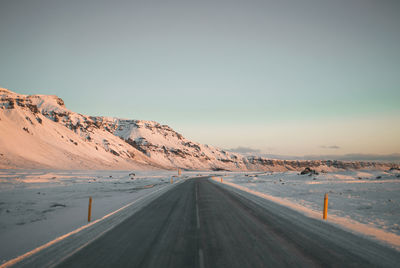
0, 88, 398, 171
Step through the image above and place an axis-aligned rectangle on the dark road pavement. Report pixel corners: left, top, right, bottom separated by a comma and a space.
55, 177, 400, 268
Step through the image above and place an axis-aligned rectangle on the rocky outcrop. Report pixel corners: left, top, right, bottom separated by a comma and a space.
0, 88, 398, 171
300, 167, 319, 175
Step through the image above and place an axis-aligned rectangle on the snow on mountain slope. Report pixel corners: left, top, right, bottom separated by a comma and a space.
0, 88, 158, 169
90, 118, 247, 170
0, 88, 246, 170
0, 88, 398, 171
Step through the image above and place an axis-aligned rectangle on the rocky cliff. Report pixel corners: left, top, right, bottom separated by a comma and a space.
0, 88, 397, 171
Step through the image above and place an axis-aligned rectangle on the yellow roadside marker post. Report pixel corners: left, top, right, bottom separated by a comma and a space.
178, 168, 182, 176
220, 177, 223, 183
323, 193, 328, 220
170, 177, 173, 184
88, 196, 92, 222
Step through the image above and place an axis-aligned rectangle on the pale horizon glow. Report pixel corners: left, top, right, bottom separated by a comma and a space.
0, 0, 399, 157
180, 114, 400, 156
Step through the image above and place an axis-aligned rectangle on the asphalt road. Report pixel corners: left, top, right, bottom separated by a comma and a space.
55, 177, 400, 268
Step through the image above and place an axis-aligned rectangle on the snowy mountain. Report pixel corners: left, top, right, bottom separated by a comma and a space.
0, 88, 246, 170
0, 88, 397, 171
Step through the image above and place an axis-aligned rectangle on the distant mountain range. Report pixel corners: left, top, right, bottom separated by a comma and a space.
0, 88, 398, 171
228, 152, 400, 163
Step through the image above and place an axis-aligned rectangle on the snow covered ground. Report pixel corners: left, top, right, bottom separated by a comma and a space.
1, 169, 399, 264
212, 168, 400, 250
0, 169, 184, 263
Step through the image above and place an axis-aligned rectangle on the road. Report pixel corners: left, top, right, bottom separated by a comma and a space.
53, 177, 399, 268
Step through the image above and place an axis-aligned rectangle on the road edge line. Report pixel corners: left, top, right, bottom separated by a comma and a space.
210, 177, 400, 251
0, 179, 184, 268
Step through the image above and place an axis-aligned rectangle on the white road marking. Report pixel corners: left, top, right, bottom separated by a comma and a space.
47, 227, 111, 268
195, 184, 200, 229
0, 182, 180, 268
199, 249, 205, 268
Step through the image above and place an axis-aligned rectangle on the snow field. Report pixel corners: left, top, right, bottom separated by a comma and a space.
0, 170, 185, 263
1, 168, 399, 264
212, 169, 400, 250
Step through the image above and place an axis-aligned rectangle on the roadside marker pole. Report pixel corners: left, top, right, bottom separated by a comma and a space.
178, 168, 182, 176
323, 193, 328, 220
170, 177, 173, 184
88, 197, 92, 222
220, 177, 223, 183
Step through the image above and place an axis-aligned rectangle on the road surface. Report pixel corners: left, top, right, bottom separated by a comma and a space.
37, 178, 400, 267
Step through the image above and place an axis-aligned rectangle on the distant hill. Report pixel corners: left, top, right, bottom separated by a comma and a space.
0, 88, 397, 171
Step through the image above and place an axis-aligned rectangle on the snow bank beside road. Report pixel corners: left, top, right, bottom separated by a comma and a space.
212, 169, 400, 250
0, 170, 184, 263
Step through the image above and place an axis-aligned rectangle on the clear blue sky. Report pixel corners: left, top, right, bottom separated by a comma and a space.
1, 0, 399, 156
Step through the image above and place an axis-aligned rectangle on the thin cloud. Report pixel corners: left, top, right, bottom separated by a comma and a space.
227, 146, 261, 154
320, 145, 341, 149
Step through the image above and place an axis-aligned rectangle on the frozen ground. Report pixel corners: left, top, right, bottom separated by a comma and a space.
213, 168, 400, 250
0, 169, 184, 263
1, 169, 399, 264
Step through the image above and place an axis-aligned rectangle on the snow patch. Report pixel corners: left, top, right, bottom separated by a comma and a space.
212, 170, 400, 250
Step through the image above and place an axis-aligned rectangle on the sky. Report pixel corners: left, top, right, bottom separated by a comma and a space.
0, 0, 399, 157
